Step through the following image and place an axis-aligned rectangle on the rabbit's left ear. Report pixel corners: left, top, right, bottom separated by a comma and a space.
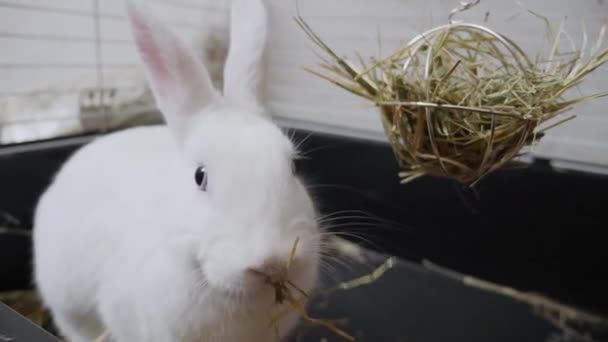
126, 1, 219, 134
222, 0, 269, 106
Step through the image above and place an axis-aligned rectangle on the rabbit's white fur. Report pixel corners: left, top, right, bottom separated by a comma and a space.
32, 1, 321, 341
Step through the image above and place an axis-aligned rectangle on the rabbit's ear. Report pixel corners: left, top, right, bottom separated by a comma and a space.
223, 0, 269, 106
126, 2, 218, 133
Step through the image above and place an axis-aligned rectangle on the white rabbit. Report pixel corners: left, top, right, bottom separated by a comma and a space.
32, 0, 321, 341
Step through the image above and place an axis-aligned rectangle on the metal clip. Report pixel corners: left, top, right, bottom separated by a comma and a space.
78, 87, 116, 133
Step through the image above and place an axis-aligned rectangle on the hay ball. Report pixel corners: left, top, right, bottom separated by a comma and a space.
379, 23, 543, 184
297, 16, 607, 185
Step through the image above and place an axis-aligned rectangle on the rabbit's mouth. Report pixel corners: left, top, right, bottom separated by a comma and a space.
203, 271, 272, 298
210, 282, 278, 307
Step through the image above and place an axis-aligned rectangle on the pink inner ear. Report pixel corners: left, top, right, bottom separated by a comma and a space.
130, 10, 173, 97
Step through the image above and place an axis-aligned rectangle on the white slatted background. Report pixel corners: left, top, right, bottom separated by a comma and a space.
0, 0, 227, 94
0, 0, 228, 144
0, 0, 607, 172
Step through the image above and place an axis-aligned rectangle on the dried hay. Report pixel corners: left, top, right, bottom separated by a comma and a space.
266, 237, 396, 341
295, 4, 608, 185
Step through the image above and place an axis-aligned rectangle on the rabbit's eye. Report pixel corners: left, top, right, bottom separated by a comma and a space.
194, 166, 208, 191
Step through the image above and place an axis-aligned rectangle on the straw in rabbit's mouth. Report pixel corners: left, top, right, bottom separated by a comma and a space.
263, 237, 397, 341
259, 237, 352, 340
260, 237, 309, 305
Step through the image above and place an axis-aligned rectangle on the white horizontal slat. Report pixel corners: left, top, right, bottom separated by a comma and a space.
535, 136, 608, 166
98, 18, 207, 43
0, 0, 92, 12
148, 0, 228, 11
0, 38, 139, 71
0, 38, 98, 65
0, 0, 93, 14
0, 6, 95, 38
99, 3, 204, 30
0, 68, 143, 94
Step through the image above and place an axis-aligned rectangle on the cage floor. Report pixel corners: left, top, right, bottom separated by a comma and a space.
1, 239, 572, 342
288, 241, 563, 342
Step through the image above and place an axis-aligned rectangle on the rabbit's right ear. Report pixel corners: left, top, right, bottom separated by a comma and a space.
126, 2, 218, 135
223, 0, 269, 107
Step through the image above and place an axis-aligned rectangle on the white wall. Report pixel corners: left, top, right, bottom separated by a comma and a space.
0, 0, 607, 171
0, 0, 229, 143
0, 0, 228, 93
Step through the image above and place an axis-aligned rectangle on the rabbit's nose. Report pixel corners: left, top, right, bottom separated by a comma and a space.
247, 257, 287, 279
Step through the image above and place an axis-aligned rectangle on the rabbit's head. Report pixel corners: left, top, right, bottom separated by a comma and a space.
127, 0, 320, 298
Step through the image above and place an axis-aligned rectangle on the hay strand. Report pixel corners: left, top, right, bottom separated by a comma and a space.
267, 238, 397, 341
422, 260, 608, 339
